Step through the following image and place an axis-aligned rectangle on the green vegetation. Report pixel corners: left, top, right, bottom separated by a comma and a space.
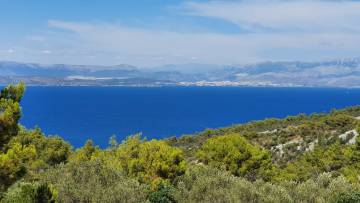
2, 83, 360, 202
196, 134, 273, 180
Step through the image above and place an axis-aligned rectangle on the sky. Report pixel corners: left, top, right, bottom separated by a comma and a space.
1, 0, 360, 67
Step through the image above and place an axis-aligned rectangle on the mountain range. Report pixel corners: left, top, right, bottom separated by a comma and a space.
1, 58, 360, 87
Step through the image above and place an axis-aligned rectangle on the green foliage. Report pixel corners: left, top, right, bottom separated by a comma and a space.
0, 123, 71, 195
0, 99, 21, 143
8, 127, 72, 166
321, 113, 356, 131
273, 140, 360, 183
148, 183, 176, 203
0, 82, 25, 103
41, 160, 148, 203
69, 139, 99, 162
0, 143, 37, 192
113, 135, 187, 183
196, 134, 273, 180
2, 181, 56, 203
0, 83, 24, 148
175, 165, 262, 203
0, 82, 25, 149
333, 191, 360, 203
175, 166, 355, 203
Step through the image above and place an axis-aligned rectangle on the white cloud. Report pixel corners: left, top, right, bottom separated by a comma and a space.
184, 0, 360, 33
7, 49, 15, 53
47, 20, 264, 65
43, 19, 360, 66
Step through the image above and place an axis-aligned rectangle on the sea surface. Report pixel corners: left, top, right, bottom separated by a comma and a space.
18, 86, 360, 148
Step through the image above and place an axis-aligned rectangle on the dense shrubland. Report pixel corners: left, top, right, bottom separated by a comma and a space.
1, 83, 360, 202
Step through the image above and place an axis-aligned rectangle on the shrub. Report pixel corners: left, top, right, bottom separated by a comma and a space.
333, 191, 360, 203
2, 181, 56, 203
175, 165, 293, 203
0, 143, 37, 191
41, 160, 148, 203
196, 134, 273, 180
148, 183, 176, 203
114, 135, 187, 183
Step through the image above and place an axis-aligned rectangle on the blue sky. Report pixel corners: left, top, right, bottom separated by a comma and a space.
1, 0, 360, 67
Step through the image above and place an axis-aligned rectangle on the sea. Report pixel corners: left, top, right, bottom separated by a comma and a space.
17, 86, 360, 148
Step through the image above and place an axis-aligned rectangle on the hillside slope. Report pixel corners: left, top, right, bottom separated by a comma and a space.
1, 83, 360, 202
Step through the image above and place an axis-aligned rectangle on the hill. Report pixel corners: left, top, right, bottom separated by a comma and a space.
1, 83, 360, 202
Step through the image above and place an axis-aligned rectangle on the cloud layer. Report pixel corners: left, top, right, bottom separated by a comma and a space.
2, 0, 360, 66
185, 0, 360, 33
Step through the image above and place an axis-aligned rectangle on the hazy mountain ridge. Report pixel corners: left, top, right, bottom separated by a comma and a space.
1, 58, 360, 87
206, 58, 360, 87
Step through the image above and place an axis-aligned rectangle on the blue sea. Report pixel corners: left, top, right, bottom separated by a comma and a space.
18, 86, 360, 148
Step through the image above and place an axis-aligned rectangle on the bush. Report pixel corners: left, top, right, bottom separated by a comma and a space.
175, 166, 355, 203
196, 134, 273, 180
148, 183, 176, 203
41, 160, 149, 203
333, 191, 360, 203
175, 165, 293, 203
0, 128, 72, 193
114, 135, 187, 183
2, 181, 56, 203
0, 83, 25, 148
0, 143, 37, 191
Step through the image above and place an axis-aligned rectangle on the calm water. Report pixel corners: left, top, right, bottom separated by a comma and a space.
18, 86, 360, 148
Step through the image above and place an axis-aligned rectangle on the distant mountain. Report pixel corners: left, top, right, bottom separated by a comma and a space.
202, 58, 360, 87
150, 63, 224, 74
0, 61, 140, 78
2, 58, 360, 87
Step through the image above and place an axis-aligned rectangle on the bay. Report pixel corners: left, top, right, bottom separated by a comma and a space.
19, 86, 360, 148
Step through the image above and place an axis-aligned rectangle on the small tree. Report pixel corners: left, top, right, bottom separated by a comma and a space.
115, 135, 187, 183
148, 183, 176, 203
0, 83, 25, 148
196, 134, 273, 180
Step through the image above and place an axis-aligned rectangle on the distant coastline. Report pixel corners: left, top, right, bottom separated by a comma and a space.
1, 80, 359, 88
3, 58, 360, 87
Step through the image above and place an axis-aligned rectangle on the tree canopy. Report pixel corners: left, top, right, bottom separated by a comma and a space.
196, 134, 273, 180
